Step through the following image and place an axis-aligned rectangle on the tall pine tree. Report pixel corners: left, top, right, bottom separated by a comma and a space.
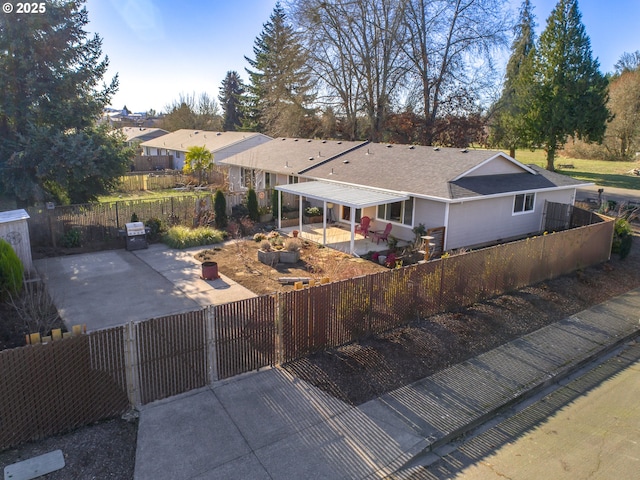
218, 71, 245, 132
244, 3, 315, 137
0, 0, 129, 204
528, 0, 609, 171
491, 0, 536, 158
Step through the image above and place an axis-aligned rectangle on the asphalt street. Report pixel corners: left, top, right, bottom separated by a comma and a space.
411, 339, 640, 479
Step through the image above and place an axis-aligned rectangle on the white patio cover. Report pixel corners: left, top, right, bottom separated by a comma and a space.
275, 181, 409, 254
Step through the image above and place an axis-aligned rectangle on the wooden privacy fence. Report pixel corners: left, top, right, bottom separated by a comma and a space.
25, 191, 270, 248
0, 216, 613, 450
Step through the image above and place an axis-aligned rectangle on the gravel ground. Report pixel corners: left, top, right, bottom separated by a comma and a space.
0, 417, 137, 479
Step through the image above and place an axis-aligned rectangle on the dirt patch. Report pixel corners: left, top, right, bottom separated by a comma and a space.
192, 237, 388, 295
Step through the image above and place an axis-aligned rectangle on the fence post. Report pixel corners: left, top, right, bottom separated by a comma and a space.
115, 201, 120, 229
123, 321, 141, 407
206, 306, 219, 384
275, 293, 284, 365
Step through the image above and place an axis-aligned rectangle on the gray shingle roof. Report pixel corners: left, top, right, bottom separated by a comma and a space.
449, 164, 590, 199
304, 144, 518, 199
140, 129, 270, 153
219, 137, 366, 172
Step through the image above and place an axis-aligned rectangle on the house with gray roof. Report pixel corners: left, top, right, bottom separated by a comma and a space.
120, 127, 169, 148
140, 129, 272, 171
221, 139, 590, 253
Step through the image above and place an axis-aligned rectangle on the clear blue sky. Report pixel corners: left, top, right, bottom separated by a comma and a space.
85, 0, 640, 114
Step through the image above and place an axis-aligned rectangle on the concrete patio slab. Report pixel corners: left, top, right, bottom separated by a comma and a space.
35, 251, 199, 332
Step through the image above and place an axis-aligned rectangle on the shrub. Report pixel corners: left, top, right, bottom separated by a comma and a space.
271, 189, 280, 216
253, 232, 267, 242
145, 217, 165, 241
305, 206, 322, 217
612, 218, 633, 259
214, 189, 228, 229
163, 226, 226, 249
246, 188, 259, 221
130, 212, 139, 223
0, 238, 23, 301
284, 238, 302, 252
61, 228, 82, 248
259, 240, 272, 251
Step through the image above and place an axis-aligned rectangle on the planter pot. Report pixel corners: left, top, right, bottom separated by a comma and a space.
259, 213, 273, 223
279, 250, 300, 264
303, 215, 323, 224
280, 218, 299, 228
258, 249, 280, 266
201, 261, 219, 280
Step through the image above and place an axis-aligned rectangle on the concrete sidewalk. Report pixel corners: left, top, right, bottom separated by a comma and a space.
134, 288, 640, 480
34, 243, 256, 332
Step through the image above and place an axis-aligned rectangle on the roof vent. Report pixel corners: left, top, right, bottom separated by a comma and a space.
337, 141, 342, 144
461, 148, 468, 153
307, 139, 312, 142
386, 144, 392, 148
409, 145, 415, 150
433, 147, 440, 151
216, 132, 221, 136
343, 160, 349, 164
285, 161, 290, 168
366, 149, 370, 155
322, 140, 327, 143
330, 168, 335, 175
194, 131, 199, 134
281, 138, 286, 141
294, 138, 299, 142
309, 157, 314, 161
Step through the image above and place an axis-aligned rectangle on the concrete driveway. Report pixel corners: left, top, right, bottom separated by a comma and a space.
35, 244, 256, 332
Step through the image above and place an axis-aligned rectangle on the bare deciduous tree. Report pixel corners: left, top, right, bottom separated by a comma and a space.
403, 0, 511, 144
292, 0, 409, 142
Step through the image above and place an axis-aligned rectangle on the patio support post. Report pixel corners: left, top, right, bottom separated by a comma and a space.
298, 196, 303, 233
277, 189, 282, 229
350, 207, 356, 254
322, 201, 327, 245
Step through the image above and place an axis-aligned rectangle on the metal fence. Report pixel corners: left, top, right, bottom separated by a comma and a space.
0, 214, 614, 451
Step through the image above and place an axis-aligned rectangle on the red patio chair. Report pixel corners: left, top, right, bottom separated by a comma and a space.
355, 216, 371, 238
372, 222, 392, 244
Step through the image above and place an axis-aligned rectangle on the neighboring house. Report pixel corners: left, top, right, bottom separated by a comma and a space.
120, 127, 169, 149
140, 129, 272, 171
221, 139, 591, 253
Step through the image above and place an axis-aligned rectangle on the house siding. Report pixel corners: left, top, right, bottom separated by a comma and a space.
446, 189, 575, 250
464, 156, 525, 177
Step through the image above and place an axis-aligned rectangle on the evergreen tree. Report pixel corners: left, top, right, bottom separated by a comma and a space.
244, 3, 315, 136
490, 0, 536, 158
246, 188, 259, 222
0, 0, 128, 204
528, 0, 609, 171
214, 190, 228, 229
218, 71, 245, 131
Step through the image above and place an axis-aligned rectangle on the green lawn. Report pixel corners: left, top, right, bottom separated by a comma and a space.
97, 189, 205, 203
508, 149, 640, 190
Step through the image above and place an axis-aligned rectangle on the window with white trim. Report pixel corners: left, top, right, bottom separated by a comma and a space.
241, 168, 256, 189
377, 198, 413, 225
513, 193, 535, 214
